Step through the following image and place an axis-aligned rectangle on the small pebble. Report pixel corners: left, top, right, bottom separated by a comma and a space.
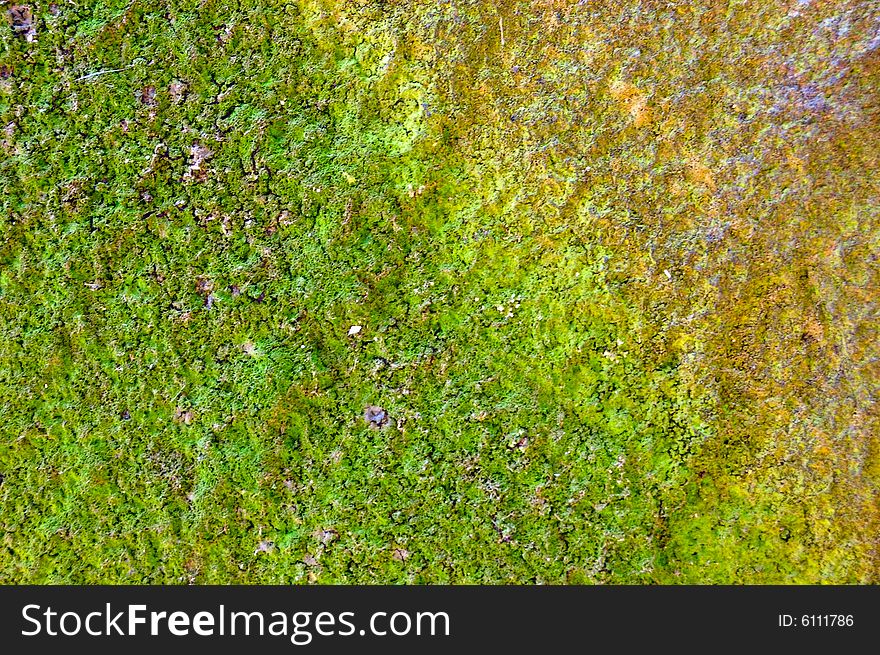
364, 405, 389, 428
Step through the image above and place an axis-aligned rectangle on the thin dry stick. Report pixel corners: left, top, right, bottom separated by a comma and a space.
75, 67, 128, 82
75, 57, 145, 82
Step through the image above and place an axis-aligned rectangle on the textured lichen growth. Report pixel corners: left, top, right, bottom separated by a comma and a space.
0, 0, 876, 583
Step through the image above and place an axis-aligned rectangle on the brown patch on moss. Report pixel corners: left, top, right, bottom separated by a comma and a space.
173, 407, 194, 425
364, 405, 389, 428
195, 276, 214, 295
6, 5, 35, 42
185, 143, 213, 181
169, 80, 188, 103
138, 85, 157, 106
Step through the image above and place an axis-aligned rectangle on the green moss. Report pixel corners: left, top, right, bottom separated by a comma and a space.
0, 0, 876, 583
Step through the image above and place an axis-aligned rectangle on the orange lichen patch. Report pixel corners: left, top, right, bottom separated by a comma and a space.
866, 437, 880, 480
813, 444, 832, 460
686, 158, 716, 191
609, 79, 651, 127
530, 0, 576, 20
802, 316, 824, 343
668, 179, 685, 197
530, 0, 569, 8
530, 4, 564, 28
785, 147, 807, 177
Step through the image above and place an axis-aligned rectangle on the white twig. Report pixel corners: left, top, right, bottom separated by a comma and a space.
75, 67, 127, 82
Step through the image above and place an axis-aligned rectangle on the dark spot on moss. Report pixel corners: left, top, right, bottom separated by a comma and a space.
6, 5, 32, 33
169, 80, 188, 103
255, 540, 274, 554
195, 277, 213, 295
364, 405, 389, 428
139, 85, 157, 106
